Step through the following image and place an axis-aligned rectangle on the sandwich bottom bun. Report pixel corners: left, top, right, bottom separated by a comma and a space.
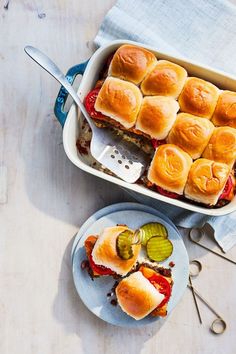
116, 271, 165, 320
91, 226, 141, 276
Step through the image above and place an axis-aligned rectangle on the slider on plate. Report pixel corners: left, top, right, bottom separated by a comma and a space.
147, 144, 192, 195
184, 158, 231, 205
108, 44, 157, 85
212, 90, 236, 128
135, 96, 179, 140
116, 265, 173, 320
167, 113, 214, 159
141, 60, 187, 98
178, 77, 220, 119
202, 126, 236, 168
84, 226, 141, 277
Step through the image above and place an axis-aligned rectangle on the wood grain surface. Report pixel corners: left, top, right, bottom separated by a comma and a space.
1, 1, 236, 354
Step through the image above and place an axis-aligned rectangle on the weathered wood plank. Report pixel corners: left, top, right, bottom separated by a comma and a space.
1, 1, 236, 354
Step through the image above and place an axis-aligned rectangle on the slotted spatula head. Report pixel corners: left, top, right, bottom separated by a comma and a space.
24, 45, 150, 183
89, 126, 150, 183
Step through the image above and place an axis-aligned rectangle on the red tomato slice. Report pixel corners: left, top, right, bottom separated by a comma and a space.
89, 255, 114, 276
148, 274, 171, 308
219, 175, 233, 200
156, 186, 180, 199
84, 88, 106, 119
151, 139, 166, 149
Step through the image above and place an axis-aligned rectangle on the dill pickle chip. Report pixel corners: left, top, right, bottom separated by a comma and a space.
139, 222, 168, 245
146, 236, 173, 262
116, 230, 134, 260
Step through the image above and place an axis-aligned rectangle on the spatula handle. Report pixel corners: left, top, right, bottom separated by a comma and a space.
24, 46, 96, 130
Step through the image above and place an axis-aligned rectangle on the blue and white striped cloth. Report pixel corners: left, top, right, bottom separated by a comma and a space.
94, 0, 236, 252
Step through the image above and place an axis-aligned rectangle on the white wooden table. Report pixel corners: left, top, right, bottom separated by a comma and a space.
1, 1, 236, 353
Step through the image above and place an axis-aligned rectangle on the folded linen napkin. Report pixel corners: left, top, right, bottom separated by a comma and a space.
94, 0, 236, 252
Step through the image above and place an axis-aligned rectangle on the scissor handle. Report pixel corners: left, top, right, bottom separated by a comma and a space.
189, 260, 202, 277
211, 318, 227, 335
189, 228, 204, 243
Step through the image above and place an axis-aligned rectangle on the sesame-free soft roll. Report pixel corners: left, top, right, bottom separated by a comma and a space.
135, 96, 179, 140
178, 77, 219, 119
141, 60, 187, 98
108, 44, 157, 85
91, 226, 141, 276
184, 158, 231, 205
147, 144, 192, 195
167, 113, 214, 159
94, 77, 143, 129
116, 271, 165, 320
212, 90, 236, 128
202, 126, 236, 167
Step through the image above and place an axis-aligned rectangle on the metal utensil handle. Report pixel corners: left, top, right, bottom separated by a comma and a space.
24, 46, 96, 130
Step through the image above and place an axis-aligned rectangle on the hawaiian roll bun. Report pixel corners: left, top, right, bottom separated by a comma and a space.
184, 159, 230, 205
178, 77, 219, 119
95, 77, 143, 129
212, 90, 236, 128
116, 271, 164, 320
167, 113, 214, 159
147, 144, 192, 195
141, 60, 187, 98
91, 226, 141, 276
108, 44, 157, 85
135, 96, 179, 140
202, 126, 236, 167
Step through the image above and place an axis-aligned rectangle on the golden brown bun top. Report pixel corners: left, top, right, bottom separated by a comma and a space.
212, 90, 236, 128
184, 158, 230, 205
94, 77, 143, 129
178, 77, 219, 119
167, 113, 214, 159
91, 226, 141, 276
135, 96, 179, 140
147, 144, 192, 195
202, 126, 236, 167
141, 60, 187, 98
116, 271, 164, 320
109, 44, 157, 84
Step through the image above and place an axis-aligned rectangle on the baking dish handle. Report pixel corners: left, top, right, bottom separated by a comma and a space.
54, 60, 89, 127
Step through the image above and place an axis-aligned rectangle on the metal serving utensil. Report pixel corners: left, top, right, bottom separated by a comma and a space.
24, 46, 150, 183
188, 260, 227, 334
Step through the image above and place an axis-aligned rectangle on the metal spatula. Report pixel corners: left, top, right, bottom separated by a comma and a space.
24, 46, 149, 183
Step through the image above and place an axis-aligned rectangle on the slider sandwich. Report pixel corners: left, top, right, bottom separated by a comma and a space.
184, 158, 231, 205
212, 90, 236, 129
116, 264, 173, 319
84, 226, 141, 277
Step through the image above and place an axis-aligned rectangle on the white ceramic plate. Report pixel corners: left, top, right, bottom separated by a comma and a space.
72, 203, 189, 327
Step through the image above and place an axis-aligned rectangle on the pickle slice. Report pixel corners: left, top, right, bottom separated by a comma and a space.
140, 222, 168, 245
116, 230, 134, 260
146, 236, 173, 262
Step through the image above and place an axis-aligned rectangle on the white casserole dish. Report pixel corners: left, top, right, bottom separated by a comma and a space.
55, 39, 236, 216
